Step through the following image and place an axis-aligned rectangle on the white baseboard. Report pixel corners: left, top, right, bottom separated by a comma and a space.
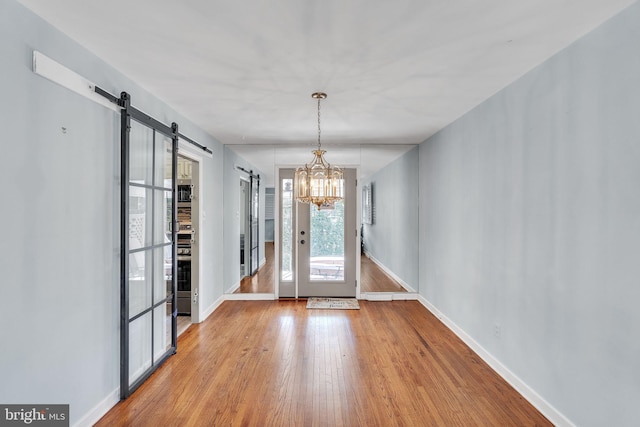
363, 292, 394, 301
364, 252, 416, 292
73, 387, 119, 427
417, 295, 575, 427
388, 292, 418, 301
224, 293, 276, 301
259, 257, 266, 268
361, 292, 419, 301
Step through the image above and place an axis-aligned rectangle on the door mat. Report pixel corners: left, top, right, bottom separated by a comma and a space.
306, 297, 360, 310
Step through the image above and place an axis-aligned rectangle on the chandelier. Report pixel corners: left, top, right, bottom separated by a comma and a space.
294, 92, 344, 209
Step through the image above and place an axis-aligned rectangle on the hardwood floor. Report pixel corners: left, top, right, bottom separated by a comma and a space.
97, 300, 550, 426
235, 243, 408, 294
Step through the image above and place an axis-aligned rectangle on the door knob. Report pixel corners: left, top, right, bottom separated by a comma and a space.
300, 230, 305, 235
300, 240, 305, 244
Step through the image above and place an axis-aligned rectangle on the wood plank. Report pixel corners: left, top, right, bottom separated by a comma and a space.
97, 300, 551, 426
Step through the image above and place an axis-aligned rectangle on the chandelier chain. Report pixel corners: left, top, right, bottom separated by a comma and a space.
317, 96, 321, 150
293, 91, 343, 208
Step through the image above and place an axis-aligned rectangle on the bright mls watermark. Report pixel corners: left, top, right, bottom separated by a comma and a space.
0, 405, 68, 426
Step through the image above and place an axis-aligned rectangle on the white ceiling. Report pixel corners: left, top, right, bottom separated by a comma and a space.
18, 0, 636, 185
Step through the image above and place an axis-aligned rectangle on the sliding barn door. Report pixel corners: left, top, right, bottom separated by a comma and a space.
120, 93, 177, 398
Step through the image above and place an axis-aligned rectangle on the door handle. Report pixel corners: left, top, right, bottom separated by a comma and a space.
300, 239, 305, 244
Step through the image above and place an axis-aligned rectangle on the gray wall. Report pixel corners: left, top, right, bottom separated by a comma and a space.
418, 3, 640, 426
362, 147, 419, 291
223, 146, 265, 292
0, 0, 224, 424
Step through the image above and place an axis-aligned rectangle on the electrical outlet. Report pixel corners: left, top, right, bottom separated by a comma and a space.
494, 324, 501, 338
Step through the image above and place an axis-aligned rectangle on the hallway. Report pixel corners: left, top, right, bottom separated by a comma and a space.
96, 300, 550, 426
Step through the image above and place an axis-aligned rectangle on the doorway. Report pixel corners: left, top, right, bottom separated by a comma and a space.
278, 168, 357, 298
176, 154, 200, 334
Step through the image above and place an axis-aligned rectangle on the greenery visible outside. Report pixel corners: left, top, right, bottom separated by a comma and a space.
310, 201, 345, 281
310, 201, 344, 258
